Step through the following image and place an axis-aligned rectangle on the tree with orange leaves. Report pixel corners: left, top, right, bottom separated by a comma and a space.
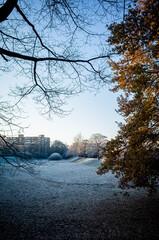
98, 0, 159, 194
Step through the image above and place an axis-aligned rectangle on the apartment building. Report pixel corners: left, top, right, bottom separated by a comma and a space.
6, 134, 50, 157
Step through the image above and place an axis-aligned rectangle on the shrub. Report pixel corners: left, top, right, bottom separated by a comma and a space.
48, 153, 62, 160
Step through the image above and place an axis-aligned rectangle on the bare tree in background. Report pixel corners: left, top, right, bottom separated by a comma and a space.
89, 133, 107, 159
0, 0, 132, 165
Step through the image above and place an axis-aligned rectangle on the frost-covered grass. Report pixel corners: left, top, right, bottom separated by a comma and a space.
1, 158, 159, 240
72, 157, 102, 167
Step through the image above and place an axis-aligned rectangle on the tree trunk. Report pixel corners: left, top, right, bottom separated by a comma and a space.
0, 0, 18, 23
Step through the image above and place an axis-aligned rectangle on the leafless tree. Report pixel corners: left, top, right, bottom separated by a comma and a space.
89, 133, 107, 159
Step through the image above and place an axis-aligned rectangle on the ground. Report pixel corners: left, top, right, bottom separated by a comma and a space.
0, 158, 159, 240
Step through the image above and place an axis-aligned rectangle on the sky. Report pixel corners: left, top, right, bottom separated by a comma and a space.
0, 0, 124, 145
1, 70, 122, 145
22, 88, 123, 145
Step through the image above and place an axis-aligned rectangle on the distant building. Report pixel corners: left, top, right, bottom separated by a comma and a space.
4, 134, 50, 157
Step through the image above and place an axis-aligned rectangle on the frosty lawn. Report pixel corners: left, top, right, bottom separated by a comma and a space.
0, 158, 159, 240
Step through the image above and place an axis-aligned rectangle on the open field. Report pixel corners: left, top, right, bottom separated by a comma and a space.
0, 158, 159, 240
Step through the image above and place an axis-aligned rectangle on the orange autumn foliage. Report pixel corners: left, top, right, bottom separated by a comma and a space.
98, 0, 159, 194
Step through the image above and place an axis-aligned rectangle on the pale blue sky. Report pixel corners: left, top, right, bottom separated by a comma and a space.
0, 0, 124, 145
1, 70, 122, 144
22, 88, 122, 145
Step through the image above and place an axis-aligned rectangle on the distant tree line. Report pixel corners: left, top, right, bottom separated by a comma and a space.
0, 133, 107, 160
50, 133, 107, 160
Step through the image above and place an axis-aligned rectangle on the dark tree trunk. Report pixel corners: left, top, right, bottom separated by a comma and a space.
0, 0, 18, 23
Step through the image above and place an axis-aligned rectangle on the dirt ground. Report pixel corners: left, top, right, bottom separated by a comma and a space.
0, 158, 159, 240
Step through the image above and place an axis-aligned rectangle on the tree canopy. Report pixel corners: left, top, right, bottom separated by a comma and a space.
50, 140, 68, 157
98, 0, 159, 194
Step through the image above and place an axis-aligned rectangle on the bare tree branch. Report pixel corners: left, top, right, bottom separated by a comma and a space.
0, 47, 111, 63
